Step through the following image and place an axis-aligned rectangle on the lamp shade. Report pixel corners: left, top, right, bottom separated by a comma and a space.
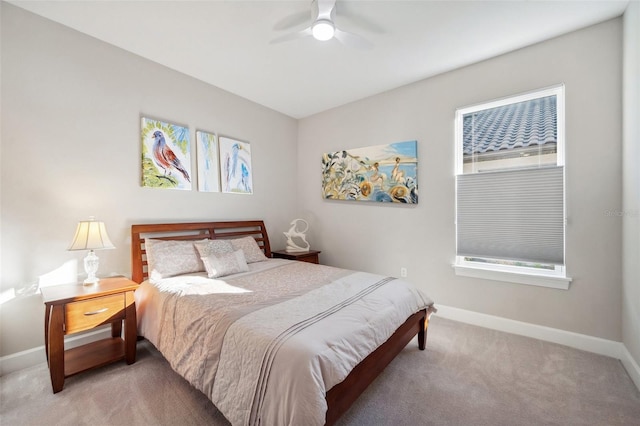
68, 220, 115, 251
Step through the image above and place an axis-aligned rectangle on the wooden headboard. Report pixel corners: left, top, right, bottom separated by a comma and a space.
131, 220, 272, 283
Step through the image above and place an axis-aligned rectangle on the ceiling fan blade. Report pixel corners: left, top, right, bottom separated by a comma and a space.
273, 10, 310, 31
336, 2, 385, 35
314, 0, 337, 20
269, 27, 312, 45
334, 28, 373, 50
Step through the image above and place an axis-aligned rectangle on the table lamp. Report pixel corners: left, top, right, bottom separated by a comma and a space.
68, 217, 115, 285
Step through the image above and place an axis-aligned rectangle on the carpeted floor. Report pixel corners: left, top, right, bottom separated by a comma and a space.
2, 316, 639, 425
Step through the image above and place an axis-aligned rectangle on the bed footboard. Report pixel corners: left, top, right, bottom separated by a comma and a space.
325, 306, 433, 425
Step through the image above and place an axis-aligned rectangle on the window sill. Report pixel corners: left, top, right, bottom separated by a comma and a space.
453, 264, 572, 290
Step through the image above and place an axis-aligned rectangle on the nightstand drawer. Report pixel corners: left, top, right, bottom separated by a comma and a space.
64, 294, 125, 334
298, 255, 319, 264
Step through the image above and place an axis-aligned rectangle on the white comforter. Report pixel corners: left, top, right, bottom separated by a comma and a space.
135, 259, 433, 426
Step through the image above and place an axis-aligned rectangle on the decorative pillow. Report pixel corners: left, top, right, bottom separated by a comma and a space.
145, 238, 207, 280
201, 249, 249, 278
229, 236, 268, 263
193, 239, 234, 258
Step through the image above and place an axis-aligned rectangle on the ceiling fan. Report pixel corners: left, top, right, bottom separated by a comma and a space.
270, 0, 373, 49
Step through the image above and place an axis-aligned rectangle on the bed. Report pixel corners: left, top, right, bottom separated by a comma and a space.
131, 220, 435, 425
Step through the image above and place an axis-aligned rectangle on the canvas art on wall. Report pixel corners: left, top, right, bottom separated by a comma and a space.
219, 136, 253, 194
141, 117, 192, 190
196, 130, 220, 192
322, 140, 418, 203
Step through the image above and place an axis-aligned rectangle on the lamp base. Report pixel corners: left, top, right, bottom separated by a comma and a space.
83, 250, 100, 286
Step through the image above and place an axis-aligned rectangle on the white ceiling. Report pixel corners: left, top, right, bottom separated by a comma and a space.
9, 0, 629, 118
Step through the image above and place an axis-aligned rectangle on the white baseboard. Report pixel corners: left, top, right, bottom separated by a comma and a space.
0, 344, 46, 376
620, 345, 640, 391
2, 307, 639, 392
434, 304, 640, 390
0, 328, 112, 376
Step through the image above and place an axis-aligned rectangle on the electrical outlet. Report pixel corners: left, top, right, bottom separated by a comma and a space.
400, 267, 407, 278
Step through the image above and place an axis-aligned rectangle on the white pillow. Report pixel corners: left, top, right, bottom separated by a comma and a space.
230, 236, 268, 263
201, 249, 249, 278
194, 239, 234, 258
145, 238, 208, 281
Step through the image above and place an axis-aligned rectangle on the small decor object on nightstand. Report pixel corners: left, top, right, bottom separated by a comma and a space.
68, 217, 115, 285
284, 218, 310, 253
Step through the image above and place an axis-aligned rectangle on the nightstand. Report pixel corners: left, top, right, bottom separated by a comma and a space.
41, 276, 138, 393
272, 249, 321, 264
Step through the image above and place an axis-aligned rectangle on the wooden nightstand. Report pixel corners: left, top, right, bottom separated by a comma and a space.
272, 249, 321, 264
41, 276, 138, 393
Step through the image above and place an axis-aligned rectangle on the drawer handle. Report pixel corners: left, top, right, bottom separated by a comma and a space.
84, 308, 109, 316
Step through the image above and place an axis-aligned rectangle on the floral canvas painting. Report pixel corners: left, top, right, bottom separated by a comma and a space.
219, 136, 253, 194
196, 130, 220, 192
141, 117, 192, 190
322, 140, 418, 203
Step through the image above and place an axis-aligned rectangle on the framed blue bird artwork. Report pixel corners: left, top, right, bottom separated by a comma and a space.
219, 136, 253, 195
196, 130, 220, 192
141, 117, 192, 190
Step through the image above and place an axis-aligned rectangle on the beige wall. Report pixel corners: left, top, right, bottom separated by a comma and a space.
623, 2, 640, 367
0, 4, 298, 357
298, 19, 623, 340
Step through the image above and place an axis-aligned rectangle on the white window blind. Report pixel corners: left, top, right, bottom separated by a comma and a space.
456, 166, 564, 265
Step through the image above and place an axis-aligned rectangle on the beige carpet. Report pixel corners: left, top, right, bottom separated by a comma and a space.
2, 316, 639, 425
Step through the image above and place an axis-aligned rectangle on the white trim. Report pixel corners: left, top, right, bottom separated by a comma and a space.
453, 263, 572, 290
456, 84, 565, 116
0, 345, 46, 376
435, 304, 640, 390
454, 84, 568, 282
0, 328, 112, 376
434, 304, 622, 360
620, 345, 640, 391
456, 256, 566, 277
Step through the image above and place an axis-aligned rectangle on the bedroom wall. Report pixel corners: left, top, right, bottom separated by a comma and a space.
622, 2, 640, 369
0, 3, 298, 358
297, 19, 623, 341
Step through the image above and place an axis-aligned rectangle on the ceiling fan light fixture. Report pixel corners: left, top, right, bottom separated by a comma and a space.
312, 19, 335, 41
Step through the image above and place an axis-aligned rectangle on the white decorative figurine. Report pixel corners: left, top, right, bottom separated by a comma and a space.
284, 219, 310, 253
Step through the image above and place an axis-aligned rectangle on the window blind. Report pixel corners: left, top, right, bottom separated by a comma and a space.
456, 166, 564, 265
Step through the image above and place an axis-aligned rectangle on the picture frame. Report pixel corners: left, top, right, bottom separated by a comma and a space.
196, 130, 220, 192
219, 136, 253, 195
321, 140, 418, 203
141, 117, 192, 190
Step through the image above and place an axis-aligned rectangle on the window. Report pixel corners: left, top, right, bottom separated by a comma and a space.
454, 85, 571, 289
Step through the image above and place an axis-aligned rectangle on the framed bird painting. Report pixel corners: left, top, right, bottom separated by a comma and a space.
141, 117, 192, 190
219, 136, 253, 195
196, 130, 220, 192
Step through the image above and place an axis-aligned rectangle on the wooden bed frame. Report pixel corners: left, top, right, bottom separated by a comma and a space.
131, 220, 433, 425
